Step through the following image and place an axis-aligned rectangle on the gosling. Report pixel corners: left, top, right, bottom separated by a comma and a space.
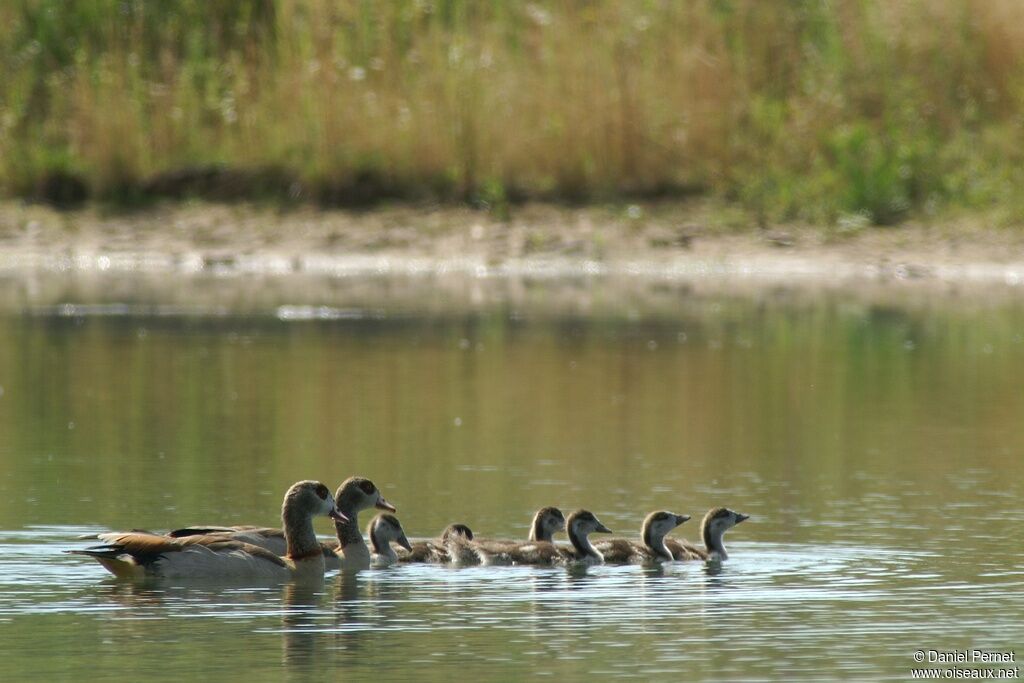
594, 511, 691, 563
664, 507, 749, 561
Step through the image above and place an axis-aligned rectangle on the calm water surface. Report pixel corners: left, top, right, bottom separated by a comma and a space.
0, 281, 1021, 681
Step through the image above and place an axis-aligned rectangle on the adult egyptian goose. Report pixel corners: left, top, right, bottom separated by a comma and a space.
664, 507, 749, 560
68, 480, 346, 580
594, 511, 690, 563
163, 476, 395, 571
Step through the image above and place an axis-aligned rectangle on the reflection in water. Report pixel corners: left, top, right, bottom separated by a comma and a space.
702, 561, 724, 580
0, 295, 1023, 681
281, 582, 323, 670
639, 562, 666, 579
330, 570, 367, 657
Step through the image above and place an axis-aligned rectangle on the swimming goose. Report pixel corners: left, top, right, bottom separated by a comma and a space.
367, 513, 413, 568
399, 523, 475, 564
164, 476, 395, 571
469, 507, 566, 562
594, 511, 690, 563
68, 480, 346, 580
322, 477, 397, 570
482, 509, 612, 566
664, 507, 749, 561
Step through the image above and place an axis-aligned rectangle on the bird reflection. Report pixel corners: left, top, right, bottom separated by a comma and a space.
95, 578, 168, 608
703, 560, 725, 579
330, 569, 369, 656
281, 581, 325, 670
640, 562, 667, 579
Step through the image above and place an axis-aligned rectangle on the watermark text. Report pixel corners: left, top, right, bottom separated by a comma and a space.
911, 650, 1018, 680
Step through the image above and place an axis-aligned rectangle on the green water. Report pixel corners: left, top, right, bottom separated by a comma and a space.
0, 282, 1021, 681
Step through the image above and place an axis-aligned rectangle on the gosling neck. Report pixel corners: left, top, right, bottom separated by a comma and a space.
370, 527, 399, 564
643, 523, 673, 561
568, 526, 602, 562
529, 512, 546, 542
702, 523, 728, 561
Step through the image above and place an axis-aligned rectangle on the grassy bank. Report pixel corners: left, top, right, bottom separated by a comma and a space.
2, 1, 1024, 225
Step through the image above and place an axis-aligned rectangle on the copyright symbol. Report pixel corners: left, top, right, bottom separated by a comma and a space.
914, 651, 925, 662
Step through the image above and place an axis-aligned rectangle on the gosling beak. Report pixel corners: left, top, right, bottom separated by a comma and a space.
329, 507, 350, 524
376, 496, 397, 513
735, 513, 750, 524
397, 533, 413, 552
676, 514, 691, 526
595, 522, 613, 534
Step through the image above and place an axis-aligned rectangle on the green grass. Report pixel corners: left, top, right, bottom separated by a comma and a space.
2, 0, 1024, 225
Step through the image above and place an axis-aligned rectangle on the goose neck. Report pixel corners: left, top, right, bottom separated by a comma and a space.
370, 528, 398, 564
568, 526, 601, 561
335, 507, 366, 549
283, 504, 320, 560
529, 514, 544, 542
702, 524, 728, 560
643, 524, 673, 561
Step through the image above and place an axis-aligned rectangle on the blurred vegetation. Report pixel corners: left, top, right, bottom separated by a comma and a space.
1, 0, 1024, 225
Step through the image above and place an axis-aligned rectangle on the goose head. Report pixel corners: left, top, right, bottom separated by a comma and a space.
565, 509, 612, 561
368, 513, 413, 555
641, 510, 690, 560
283, 480, 347, 524
566, 509, 612, 536
529, 507, 566, 542
700, 507, 749, 560
441, 523, 474, 542
336, 476, 396, 515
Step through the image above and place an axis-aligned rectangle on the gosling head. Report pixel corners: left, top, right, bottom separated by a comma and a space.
700, 507, 749, 560
368, 513, 413, 553
282, 480, 347, 523
336, 476, 396, 515
642, 511, 690, 559
564, 509, 612, 561
643, 511, 690, 538
566, 509, 613, 537
530, 507, 566, 542
441, 523, 474, 542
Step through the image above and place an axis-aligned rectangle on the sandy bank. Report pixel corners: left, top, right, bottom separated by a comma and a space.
1, 200, 1023, 314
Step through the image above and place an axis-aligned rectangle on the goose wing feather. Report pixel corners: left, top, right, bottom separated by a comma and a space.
167, 526, 344, 568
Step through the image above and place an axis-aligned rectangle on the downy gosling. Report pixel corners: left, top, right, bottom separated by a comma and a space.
664, 507, 749, 561
399, 523, 475, 564
594, 511, 691, 563
479, 509, 611, 566
367, 513, 413, 568
470, 507, 566, 564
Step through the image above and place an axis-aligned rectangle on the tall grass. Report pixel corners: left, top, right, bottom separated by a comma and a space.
1, 0, 1023, 224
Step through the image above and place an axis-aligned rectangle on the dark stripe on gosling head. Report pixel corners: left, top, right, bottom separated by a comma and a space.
442, 523, 474, 542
